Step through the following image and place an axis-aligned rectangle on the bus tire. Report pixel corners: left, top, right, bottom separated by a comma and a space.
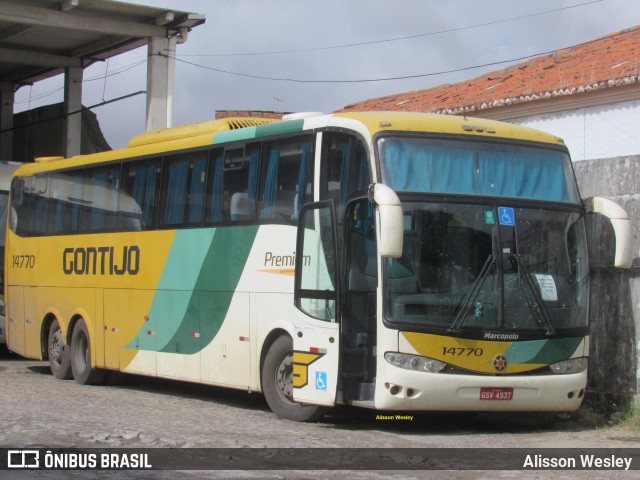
261, 335, 326, 422
48, 319, 72, 380
70, 318, 105, 385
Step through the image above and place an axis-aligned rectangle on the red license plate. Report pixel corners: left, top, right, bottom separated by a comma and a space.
480, 387, 513, 400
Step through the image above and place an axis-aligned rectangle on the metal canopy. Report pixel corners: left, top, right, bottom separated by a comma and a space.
0, 0, 205, 88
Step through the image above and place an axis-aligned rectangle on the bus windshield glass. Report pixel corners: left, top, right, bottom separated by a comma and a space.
378, 135, 588, 334
384, 202, 589, 333
378, 136, 580, 203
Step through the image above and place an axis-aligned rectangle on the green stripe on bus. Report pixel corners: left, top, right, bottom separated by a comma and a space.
212, 127, 258, 144
211, 119, 305, 145
504, 337, 583, 365
126, 226, 259, 354
254, 119, 304, 138
159, 225, 258, 354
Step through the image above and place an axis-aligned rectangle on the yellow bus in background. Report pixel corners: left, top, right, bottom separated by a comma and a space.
0, 161, 23, 348
5, 112, 632, 421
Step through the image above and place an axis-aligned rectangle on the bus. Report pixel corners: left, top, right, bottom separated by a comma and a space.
5, 112, 632, 421
0, 161, 23, 348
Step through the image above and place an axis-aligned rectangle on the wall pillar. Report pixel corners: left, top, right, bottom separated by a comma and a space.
63, 66, 83, 158
146, 36, 176, 131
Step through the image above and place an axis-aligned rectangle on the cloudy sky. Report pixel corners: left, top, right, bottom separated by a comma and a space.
13, 0, 640, 149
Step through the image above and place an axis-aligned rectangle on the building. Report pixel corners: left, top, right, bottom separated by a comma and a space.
0, 0, 205, 161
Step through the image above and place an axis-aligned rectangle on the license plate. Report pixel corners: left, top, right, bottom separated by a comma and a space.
480, 387, 513, 400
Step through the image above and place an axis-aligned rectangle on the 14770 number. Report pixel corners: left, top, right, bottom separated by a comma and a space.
441, 347, 484, 357
12, 255, 35, 268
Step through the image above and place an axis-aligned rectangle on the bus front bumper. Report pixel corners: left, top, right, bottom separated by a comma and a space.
374, 366, 587, 412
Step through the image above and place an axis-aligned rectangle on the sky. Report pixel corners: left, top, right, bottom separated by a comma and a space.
12, 0, 640, 149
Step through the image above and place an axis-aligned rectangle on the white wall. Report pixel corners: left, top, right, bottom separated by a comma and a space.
509, 99, 640, 162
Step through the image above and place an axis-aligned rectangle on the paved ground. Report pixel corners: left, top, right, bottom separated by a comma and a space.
0, 350, 638, 479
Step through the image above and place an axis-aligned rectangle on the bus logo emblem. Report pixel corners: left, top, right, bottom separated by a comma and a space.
292, 350, 325, 388
493, 355, 508, 371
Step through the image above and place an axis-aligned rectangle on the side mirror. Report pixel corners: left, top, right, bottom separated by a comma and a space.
368, 183, 403, 258
583, 196, 633, 268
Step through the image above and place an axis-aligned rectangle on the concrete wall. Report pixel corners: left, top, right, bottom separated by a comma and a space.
573, 156, 640, 410
12, 103, 111, 162
511, 103, 640, 410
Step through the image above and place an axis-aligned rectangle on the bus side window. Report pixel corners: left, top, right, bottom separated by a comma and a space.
80, 164, 121, 233
120, 158, 161, 231
17, 174, 50, 236
8, 177, 24, 233
259, 137, 313, 224
160, 152, 208, 227
320, 132, 370, 221
49, 169, 84, 235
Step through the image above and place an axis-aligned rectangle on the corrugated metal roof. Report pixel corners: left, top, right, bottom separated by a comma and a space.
338, 26, 640, 115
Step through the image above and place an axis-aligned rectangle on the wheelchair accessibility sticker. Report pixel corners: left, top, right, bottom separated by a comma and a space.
315, 371, 327, 391
498, 207, 515, 226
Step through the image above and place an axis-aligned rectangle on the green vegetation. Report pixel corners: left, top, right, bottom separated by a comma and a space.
608, 397, 640, 442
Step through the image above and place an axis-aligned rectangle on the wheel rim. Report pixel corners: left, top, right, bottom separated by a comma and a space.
49, 328, 64, 365
274, 351, 294, 403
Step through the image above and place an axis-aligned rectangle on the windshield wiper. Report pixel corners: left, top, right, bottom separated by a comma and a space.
449, 254, 495, 333
509, 255, 556, 336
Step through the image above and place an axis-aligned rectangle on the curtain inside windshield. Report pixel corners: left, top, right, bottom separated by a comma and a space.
379, 137, 579, 203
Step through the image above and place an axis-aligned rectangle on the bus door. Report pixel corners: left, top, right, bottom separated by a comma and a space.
293, 200, 340, 406
341, 198, 378, 402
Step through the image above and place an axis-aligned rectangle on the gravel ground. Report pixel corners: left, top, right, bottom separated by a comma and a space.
1, 351, 638, 479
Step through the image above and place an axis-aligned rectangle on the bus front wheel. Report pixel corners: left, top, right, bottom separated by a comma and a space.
261, 335, 326, 422
70, 318, 105, 385
48, 319, 72, 380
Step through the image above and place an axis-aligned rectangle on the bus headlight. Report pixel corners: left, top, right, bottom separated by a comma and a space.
385, 352, 446, 373
550, 357, 588, 374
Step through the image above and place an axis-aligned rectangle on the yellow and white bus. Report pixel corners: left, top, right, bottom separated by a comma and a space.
0, 161, 23, 348
5, 112, 632, 421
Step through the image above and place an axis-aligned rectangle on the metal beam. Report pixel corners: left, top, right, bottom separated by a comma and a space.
0, 1, 166, 38
0, 46, 82, 68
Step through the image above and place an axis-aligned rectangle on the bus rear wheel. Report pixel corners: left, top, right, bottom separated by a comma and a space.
48, 319, 72, 379
70, 318, 105, 385
261, 335, 326, 422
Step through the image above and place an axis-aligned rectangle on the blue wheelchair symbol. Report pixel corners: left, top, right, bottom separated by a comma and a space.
315, 371, 327, 391
498, 207, 515, 226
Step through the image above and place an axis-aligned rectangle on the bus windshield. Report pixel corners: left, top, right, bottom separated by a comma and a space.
378, 136, 580, 204
384, 202, 589, 334
378, 135, 589, 335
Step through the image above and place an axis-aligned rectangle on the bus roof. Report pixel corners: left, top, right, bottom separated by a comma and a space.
330, 111, 566, 147
14, 111, 567, 178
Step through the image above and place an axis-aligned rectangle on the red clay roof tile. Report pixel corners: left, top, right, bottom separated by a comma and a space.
337, 26, 640, 115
